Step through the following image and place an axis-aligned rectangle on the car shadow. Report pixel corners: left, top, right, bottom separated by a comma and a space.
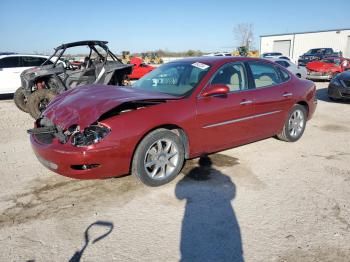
175, 156, 244, 262
316, 87, 350, 104
69, 220, 114, 262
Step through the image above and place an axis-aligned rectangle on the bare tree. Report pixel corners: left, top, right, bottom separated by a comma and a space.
234, 23, 254, 50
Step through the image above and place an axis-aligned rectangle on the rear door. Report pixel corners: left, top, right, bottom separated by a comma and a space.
0, 56, 22, 94
196, 62, 257, 152
246, 61, 294, 138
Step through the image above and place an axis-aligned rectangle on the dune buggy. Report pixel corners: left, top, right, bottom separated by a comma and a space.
15, 40, 133, 119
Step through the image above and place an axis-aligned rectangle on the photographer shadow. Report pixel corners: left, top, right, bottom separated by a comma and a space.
175, 156, 243, 262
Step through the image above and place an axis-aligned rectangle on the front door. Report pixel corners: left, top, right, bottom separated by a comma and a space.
0, 56, 22, 94
196, 62, 257, 153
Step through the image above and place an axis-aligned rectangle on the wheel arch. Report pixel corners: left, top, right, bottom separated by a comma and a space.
128, 124, 190, 174
296, 101, 309, 117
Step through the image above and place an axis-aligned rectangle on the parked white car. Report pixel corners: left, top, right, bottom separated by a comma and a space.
261, 52, 290, 61
0, 54, 59, 94
268, 58, 307, 79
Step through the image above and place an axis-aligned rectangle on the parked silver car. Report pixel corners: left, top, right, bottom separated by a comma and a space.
267, 58, 307, 79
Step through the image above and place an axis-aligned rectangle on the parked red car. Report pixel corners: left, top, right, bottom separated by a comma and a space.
306, 56, 350, 80
128, 57, 155, 80
28, 57, 317, 186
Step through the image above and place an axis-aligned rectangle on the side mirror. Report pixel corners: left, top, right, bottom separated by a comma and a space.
201, 84, 229, 97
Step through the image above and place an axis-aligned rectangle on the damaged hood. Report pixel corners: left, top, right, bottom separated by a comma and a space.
43, 85, 178, 129
306, 61, 338, 72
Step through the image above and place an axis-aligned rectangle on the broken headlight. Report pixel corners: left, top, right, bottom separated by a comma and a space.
71, 125, 110, 147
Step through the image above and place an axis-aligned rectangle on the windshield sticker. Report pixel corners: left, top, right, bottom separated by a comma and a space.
192, 62, 210, 70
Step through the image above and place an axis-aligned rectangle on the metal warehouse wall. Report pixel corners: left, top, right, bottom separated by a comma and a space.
260, 29, 350, 63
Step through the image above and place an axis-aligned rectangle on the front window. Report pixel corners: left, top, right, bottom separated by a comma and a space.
211, 63, 248, 92
0, 56, 21, 68
321, 58, 340, 65
306, 49, 321, 54
133, 62, 211, 97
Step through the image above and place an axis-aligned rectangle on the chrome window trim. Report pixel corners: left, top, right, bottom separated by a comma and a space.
203, 110, 282, 129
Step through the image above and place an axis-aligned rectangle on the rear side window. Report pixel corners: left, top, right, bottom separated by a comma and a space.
21, 56, 49, 67
248, 62, 281, 88
277, 67, 291, 82
0, 56, 21, 68
275, 60, 290, 68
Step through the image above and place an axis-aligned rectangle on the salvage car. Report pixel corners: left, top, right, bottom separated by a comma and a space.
306, 56, 350, 80
15, 40, 133, 119
298, 48, 335, 67
328, 71, 350, 101
28, 57, 317, 187
128, 57, 155, 80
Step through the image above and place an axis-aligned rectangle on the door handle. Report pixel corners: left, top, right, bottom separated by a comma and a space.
283, 92, 293, 97
240, 100, 253, 105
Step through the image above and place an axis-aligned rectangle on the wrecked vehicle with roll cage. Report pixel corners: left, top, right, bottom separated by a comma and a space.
15, 40, 132, 119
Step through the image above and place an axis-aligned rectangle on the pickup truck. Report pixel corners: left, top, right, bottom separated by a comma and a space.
298, 48, 335, 67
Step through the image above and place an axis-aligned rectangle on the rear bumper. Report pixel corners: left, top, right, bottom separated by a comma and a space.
30, 135, 130, 179
306, 74, 331, 80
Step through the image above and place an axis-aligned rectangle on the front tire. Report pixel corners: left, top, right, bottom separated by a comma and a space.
132, 129, 185, 187
277, 104, 307, 142
27, 89, 56, 119
14, 87, 28, 112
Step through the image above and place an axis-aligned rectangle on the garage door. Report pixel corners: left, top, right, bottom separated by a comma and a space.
273, 40, 291, 57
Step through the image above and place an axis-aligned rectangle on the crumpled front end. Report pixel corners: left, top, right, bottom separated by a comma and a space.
28, 116, 127, 179
27, 85, 178, 179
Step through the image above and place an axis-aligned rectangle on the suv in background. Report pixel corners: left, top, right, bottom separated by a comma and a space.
0, 54, 59, 95
298, 48, 335, 66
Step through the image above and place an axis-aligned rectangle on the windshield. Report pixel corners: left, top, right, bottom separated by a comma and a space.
133, 61, 211, 97
321, 58, 340, 65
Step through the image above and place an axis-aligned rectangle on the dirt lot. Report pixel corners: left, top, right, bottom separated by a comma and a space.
0, 82, 349, 262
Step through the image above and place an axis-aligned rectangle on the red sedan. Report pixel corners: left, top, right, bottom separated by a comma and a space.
306, 56, 350, 80
28, 57, 317, 186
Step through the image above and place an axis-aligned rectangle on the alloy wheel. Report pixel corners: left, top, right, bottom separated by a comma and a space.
144, 139, 179, 180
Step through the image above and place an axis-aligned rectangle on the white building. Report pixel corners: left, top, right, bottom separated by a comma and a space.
260, 28, 350, 63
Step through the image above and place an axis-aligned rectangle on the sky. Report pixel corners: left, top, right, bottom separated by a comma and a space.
1, 0, 349, 54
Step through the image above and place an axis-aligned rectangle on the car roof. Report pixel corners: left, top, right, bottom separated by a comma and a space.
263, 52, 282, 55
0, 52, 17, 55
168, 56, 261, 65
0, 54, 50, 59
55, 40, 108, 50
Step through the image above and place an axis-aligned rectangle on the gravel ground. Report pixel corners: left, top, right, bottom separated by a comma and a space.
0, 82, 349, 262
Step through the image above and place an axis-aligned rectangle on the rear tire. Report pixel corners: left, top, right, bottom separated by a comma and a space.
14, 87, 28, 112
132, 129, 185, 187
27, 89, 56, 119
277, 104, 307, 142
